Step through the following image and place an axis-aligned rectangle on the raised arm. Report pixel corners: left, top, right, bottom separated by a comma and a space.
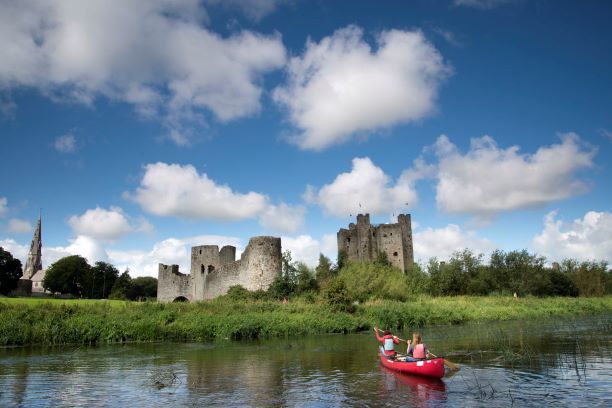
374, 327, 383, 343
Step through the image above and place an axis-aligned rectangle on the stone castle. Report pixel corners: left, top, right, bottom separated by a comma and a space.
337, 213, 414, 272
157, 236, 282, 302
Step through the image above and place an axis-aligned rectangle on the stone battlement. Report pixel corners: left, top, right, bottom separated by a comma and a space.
157, 236, 282, 302
338, 213, 414, 272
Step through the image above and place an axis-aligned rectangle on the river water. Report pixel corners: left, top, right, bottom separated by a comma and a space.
0, 314, 610, 407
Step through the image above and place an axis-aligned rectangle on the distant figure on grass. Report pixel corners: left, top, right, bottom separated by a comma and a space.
375, 327, 399, 357
406, 332, 430, 360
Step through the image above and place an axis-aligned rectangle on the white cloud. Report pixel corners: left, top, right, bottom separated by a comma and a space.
454, 0, 515, 9
128, 162, 269, 220
259, 203, 306, 233
432, 27, 462, 47
68, 206, 150, 241
599, 128, 612, 142
0, 239, 27, 262
0, 0, 286, 144
273, 25, 450, 150
413, 224, 495, 262
109, 235, 243, 278
54, 133, 76, 153
532, 211, 612, 263
128, 162, 305, 232
281, 234, 337, 267
0, 197, 7, 217
433, 133, 596, 218
0, 235, 109, 267
2, 232, 242, 278
6, 219, 32, 234
310, 157, 430, 218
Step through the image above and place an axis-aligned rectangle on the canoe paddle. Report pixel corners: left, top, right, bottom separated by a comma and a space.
374, 328, 460, 371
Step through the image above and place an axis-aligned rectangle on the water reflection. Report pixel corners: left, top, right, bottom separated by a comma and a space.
379, 368, 447, 407
0, 314, 610, 407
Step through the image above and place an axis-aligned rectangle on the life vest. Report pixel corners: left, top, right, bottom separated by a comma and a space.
383, 336, 395, 352
413, 343, 426, 359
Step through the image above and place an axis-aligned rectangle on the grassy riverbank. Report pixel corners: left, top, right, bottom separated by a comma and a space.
0, 296, 610, 347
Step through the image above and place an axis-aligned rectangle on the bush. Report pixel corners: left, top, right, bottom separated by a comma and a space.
338, 261, 410, 302
323, 279, 354, 313
225, 285, 253, 301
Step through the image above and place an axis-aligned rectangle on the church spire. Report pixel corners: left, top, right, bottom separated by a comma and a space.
23, 213, 42, 280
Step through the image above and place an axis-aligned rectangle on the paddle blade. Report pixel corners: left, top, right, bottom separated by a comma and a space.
444, 359, 460, 371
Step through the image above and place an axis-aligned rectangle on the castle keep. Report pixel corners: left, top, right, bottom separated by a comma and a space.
337, 213, 414, 272
157, 236, 281, 302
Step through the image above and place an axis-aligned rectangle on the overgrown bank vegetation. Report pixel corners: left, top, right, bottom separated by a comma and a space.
1, 296, 610, 347
1, 248, 610, 347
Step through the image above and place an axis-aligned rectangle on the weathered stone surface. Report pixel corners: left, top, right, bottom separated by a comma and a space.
157, 236, 282, 302
337, 213, 414, 272
23, 216, 42, 280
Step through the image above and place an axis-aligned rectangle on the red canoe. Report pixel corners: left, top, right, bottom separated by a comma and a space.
378, 351, 445, 379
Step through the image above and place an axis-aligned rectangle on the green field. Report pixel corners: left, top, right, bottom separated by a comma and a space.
0, 295, 610, 347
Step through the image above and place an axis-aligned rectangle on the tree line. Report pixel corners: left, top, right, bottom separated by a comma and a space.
0, 248, 156, 300
2, 246, 610, 302
228, 249, 611, 310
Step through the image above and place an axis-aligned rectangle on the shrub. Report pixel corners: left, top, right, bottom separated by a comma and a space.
338, 261, 410, 302
323, 279, 354, 313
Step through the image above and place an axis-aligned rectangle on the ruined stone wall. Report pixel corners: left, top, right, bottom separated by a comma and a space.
157, 264, 192, 302
219, 245, 236, 265
157, 236, 281, 302
337, 213, 414, 272
375, 224, 405, 271
200, 237, 281, 299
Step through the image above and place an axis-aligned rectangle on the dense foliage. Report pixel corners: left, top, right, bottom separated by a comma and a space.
0, 295, 609, 346
0, 247, 22, 295
43, 255, 92, 297
110, 271, 158, 300
42, 257, 155, 300
263, 248, 610, 304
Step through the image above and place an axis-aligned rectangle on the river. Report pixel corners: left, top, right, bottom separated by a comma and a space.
0, 314, 610, 407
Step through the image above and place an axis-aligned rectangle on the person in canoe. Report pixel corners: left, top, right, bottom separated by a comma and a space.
374, 327, 400, 357
406, 332, 430, 360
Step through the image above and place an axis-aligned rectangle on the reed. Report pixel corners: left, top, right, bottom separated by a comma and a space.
0, 295, 609, 347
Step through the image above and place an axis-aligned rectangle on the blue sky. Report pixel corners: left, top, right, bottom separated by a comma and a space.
1, 0, 611, 277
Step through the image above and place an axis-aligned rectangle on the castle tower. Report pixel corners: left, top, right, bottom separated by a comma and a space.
338, 213, 414, 272
23, 215, 42, 280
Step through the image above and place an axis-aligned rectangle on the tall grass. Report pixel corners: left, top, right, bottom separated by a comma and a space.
0, 296, 610, 347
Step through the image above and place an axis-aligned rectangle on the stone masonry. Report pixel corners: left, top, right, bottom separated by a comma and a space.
337, 213, 414, 272
157, 236, 282, 302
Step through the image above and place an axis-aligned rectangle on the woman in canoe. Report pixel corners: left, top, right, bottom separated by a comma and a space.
406, 332, 430, 360
374, 327, 400, 356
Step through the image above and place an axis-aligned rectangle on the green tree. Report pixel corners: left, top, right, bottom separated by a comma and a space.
295, 262, 318, 294
338, 261, 410, 302
127, 276, 158, 300
405, 263, 430, 294
428, 257, 465, 296
109, 269, 132, 300
88, 261, 119, 299
323, 279, 354, 313
315, 253, 333, 284
43, 255, 91, 297
563, 260, 608, 296
337, 250, 348, 271
267, 274, 296, 300
548, 269, 579, 297
0, 247, 23, 295
281, 250, 297, 282
267, 250, 299, 300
